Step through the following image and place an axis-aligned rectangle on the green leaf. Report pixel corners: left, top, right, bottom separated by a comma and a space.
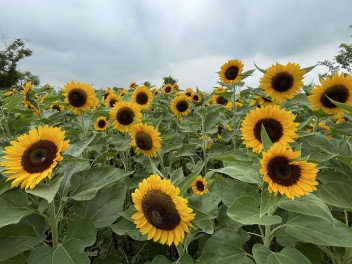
177, 254, 193, 264
252, 244, 311, 264
150, 255, 171, 264
0, 216, 46, 261
260, 187, 282, 217
227, 195, 282, 225
110, 218, 147, 241
302, 64, 317, 74
260, 124, 273, 152
70, 167, 133, 201
199, 228, 254, 264
178, 162, 204, 195
215, 175, 258, 207
278, 194, 334, 223
65, 134, 96, 157
318, 182, 352, 210
0, 191, 34, 228
285, 215, 352, 247
26, 177, 64, 203
254, 62, 266, 74
73, 182, 127, 228
327, 95, 352, 113
0, 254, 27, 264
212, 164, 262, 184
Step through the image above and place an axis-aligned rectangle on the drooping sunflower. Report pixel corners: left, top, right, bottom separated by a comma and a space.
3, 89, 16, 97
162, 84, 174, 94
105, 93, 121, 107
1, 125, 70, 189
129, 123, 161, 157
308, 72, 352, 115
22, 82, 34, 94
218, 59, 244, 84
240, 105, 299, 153
259, 62, 304, 103
129, 81, 137, 89
171, 95, 192, 120
173, 84, 179, 90
260, 144, 319, 200
132, 174, 195, 246
94, 116, 108, 131
50, 104, 65, 112
191, 176, 208, 196
109, 101, 142, 132
131, 86, 153, 110
63, 81, 99, 115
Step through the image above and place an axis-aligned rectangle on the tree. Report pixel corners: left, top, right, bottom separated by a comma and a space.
162, 76, 178, 85
0, 37, 34, 89
318, 25, 352, 76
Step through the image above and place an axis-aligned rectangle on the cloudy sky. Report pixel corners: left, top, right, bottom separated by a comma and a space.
1, 0, 351, 91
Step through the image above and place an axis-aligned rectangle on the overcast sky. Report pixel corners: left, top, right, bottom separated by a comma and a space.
1, 0, 351, 91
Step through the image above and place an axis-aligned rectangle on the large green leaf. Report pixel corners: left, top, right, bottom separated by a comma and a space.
73, 182, 127, 228
26, 177, 64, 203
70, 167, 133, 201
327, 96, 352, 113
0, 191, 34, 228
278, 194, 333, 223
198, 228, 254, 264
150, 255, 171, 264
0, 215, 46, 261
285, 215, 352, 247
260, 187, 282, 217
65, 134, 96, 157
110, 218, 147, 241
227, 195, 282, 225
212, 164, 262, 184
215, 175, 258, 207
252, 244, 311, 264
318, 181, 352, 210
0, 254, 27, 264
28, 218, 96, 264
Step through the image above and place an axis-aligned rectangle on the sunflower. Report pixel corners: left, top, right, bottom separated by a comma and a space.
211, 94, 233, 109
118, 89, 129, 97
260, 144, 319, 200
152, 89, 160, 95
105, 93, 121, 107
132, 174, 195, 246
240, 105, 299, 153
171, 95, 192, 120
103, 88, 115, 100
94, 116, 108, 131
129, 81, 137, 89
218, 59, 244, 84
1, 125, 70, 189
309, 72, 352, 115
22, 82, 34, 94
184, 88, 195, 98
50, 104, 65, 112
334, 113, 348, 124
129, 123, 161, 157
162, 84, 174, 94
173, 84, 179, 90
259, 62, 304, 103
63, 81, 99, 115
109, 101, 142, 133
191, 176, 208, 196
3, 89, 16, 97
192, 93, 203, 104
249, 95, 275, 107
131, 86, 153, 110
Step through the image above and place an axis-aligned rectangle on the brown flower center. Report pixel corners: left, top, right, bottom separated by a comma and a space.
216, 96, 228, 105
271, 72, 294, 92
225, 66, 239, 80
164, 86, 172, 93
196, 180, 205, 191
141, 190, 181, 230
267, 156, 301, 186
109, 99, 118, 107
135, 131, 153, 150
97, 120, 106, 128
116, 107, 135, 125
21, 140, 58, 173
176, 100, 189, 112
319, 84, 349, 108
253, 118, 283, 143
136, 92, 149, 105
68, 88, 87, 107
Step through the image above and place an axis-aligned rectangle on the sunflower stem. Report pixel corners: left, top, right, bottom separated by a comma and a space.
344, 210, 349, 226
175, 243, 184, 259
49, 200, 59, 248
231, 84, 237, 148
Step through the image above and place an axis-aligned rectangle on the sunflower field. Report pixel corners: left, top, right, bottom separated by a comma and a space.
0, 60, 352, 264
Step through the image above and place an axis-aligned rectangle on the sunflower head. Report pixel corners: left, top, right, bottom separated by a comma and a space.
184, 88, 195, 98
118, 89, 129, 97
105, 93, 121, 108
132, 174, 195, 246
211, 94, 233, 109
109, 101, 142, 133
152, 89, 160, 95
63, 81, 98, 115
260, 144, 319, 200
240, 105, 299, 153
173, 84, 179, 90
191, 176, 208, 196
309, 72, 352, 115
129, 81, 137, 89
1, 125, 70, 189
131, 86, 153, 110
50, 104, 65, 112
22, 82, 34, 94
219, 59, 244, 84
129, 123, 161, 157
162, 84, 174, 94
171, 95, 192, 121
103, 88, 115, 100
259, 62, 304, 103
94, 116, 108, 131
